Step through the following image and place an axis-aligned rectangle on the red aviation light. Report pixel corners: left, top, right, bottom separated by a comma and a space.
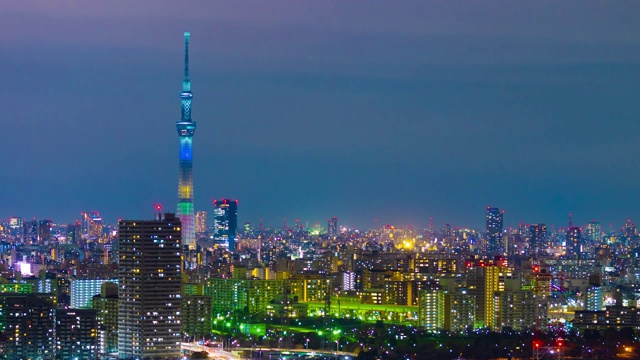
154, 204, 162, 212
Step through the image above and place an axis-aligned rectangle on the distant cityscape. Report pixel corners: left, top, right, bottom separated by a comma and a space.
1, 32, 638, 360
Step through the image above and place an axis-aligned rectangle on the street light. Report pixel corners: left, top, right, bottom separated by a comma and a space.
305, 338, 310, 350
336, 340, 339, 352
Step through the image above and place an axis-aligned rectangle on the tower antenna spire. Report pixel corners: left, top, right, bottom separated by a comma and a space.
183, 32, 190, 82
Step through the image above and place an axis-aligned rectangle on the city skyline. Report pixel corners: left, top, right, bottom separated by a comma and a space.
1, 2, 640, 229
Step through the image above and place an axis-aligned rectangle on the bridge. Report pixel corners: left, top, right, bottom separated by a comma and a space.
181, 342, 356, 359
181, 342, 240, 359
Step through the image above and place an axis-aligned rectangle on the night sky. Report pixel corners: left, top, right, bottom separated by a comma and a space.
1, 1, 639, 230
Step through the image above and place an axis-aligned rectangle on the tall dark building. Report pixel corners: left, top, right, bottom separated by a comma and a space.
528, 224, 547, 257
67, 221, 82, 245
213, 199, 238, 252
38, 219, 53, 243
22, 219, 38, 244
566, 226, 582, 259
0, 293, 57, 359
485, 207, 503, 254
328, 217, 338, 237
118, 213, 182, 360
56, 309, 98, 360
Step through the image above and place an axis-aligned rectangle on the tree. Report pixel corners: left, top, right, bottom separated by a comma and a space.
191, 351, 209, 359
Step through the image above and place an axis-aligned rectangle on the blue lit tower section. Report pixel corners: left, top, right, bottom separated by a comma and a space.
176, 32, 197, 249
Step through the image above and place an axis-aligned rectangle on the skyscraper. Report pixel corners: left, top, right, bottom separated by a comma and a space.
213, 199, 238, 252
117, 213, 182, 359
176, 32, 197, 250
195, 210, 207, 234
485, 207, 503, 254
327, 217, 338, 237
528, 224, 547, 257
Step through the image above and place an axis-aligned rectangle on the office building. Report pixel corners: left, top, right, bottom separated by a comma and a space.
118, 213, 182, 360
89, 213, 104, 242
82, 211, 103, 242
213, 199, 238, 252
195, 211, 207, 234
38, 219, 52, 243
67, 221, 82, 245
485, 207, 503, 254
176, 32, 197, 250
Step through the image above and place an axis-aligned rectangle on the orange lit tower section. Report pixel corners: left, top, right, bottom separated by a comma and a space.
176, 32, 196, 250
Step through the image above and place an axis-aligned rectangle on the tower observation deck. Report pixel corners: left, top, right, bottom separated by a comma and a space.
176, 32, 196, 249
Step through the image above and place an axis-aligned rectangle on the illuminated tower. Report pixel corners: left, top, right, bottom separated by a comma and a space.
176, 32, 197, 249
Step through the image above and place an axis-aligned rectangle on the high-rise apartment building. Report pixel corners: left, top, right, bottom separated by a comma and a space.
0, 293, 57, 359
418, 288, 475, 332
70, 278, 118, 309
485, 207, 503, 254
55, 309, 98, 360
467, 262, 512, 329
213, 199, 238, 252
495, 288, 537, 331
118, 213, 182, 360
205, 279, 284, 316
92, 282, 119, 356
176, 32, 197, 250
566, 226, 582, 259
181, 295, 212, 340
